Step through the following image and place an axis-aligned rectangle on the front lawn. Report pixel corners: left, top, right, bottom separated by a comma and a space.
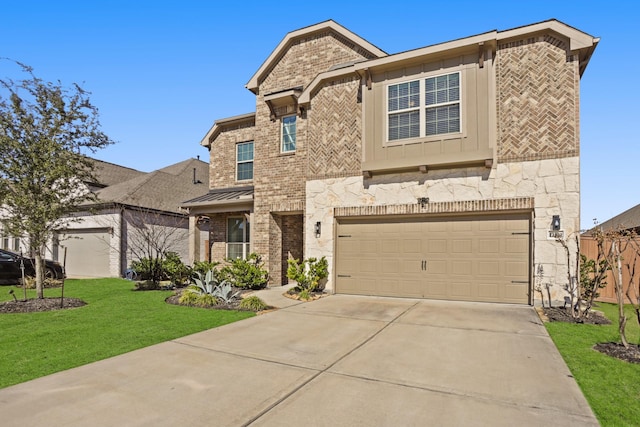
0, 278, 254, 389
545, 303, 640, 426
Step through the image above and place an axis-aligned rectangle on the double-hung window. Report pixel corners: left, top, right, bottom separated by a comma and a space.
281, 115, 296, 153
236, 141, 254, 181
387, 72, 460, 142
227, 217, 250, 259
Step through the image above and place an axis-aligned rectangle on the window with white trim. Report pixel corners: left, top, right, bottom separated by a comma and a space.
236, 141, 254, 181
227, 217, 250, 259
281, 115, 296, 153
387, 72, 461, 141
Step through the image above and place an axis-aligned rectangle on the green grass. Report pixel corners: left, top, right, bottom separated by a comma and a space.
0, 278, 254, 389
545, 303, 640, 426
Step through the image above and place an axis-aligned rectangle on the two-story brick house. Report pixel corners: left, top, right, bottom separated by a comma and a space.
182, 19, 598, 305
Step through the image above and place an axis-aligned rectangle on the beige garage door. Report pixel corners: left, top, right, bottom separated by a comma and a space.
57, 229, 112, 278
335, 214, 530, 304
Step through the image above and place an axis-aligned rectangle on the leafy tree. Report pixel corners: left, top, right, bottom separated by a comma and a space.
0, 60, 114, 298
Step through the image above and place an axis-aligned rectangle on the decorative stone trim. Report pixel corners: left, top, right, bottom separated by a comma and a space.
269, 200, 305, 213
499, 149, 579, 163
308, 171, 362, 180
334, 197, 534, 218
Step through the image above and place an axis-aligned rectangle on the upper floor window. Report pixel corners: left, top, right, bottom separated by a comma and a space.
236, 141, 254, 181
281, 115, 296, 153
387, 72, 461, 142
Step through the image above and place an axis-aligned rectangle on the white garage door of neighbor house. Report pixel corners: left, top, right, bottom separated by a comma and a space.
58, 230, 112, 278
335, 214, 531, 304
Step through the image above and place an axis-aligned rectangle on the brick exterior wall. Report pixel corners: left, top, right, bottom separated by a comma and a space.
308, 76, 363, 180
251, 30, 374, 284
209, 119, 255, 189
497, 35, 580, 162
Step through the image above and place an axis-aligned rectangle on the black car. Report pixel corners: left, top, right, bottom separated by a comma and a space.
0, 249, 65, 285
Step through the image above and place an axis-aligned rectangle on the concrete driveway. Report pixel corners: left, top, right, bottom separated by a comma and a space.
0, 295, 598, 426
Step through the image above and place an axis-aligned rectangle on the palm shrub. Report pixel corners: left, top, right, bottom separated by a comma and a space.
223, 253, 268, 290
287, 256, 329, 292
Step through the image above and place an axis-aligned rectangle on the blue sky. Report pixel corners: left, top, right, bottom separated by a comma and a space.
1, 1, 637, 230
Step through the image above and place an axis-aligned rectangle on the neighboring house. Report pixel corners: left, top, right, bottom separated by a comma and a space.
581, 203, 640, 303
55, 158, 209, 278
182, 19, 598, 305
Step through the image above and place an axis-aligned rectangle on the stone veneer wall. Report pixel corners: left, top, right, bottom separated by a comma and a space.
497, 35, 580, 162
306, 157, 580, 305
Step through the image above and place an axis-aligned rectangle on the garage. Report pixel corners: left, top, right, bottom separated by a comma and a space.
57, 229, 112, 278
335, 214, 531, 304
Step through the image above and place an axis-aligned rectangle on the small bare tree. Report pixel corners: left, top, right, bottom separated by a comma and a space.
558, 234, 581, 318
124, 208, 188, 286
601, 227, 636, 348
624, 237, 640, 333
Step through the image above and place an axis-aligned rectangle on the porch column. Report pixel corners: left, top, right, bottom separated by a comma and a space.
188, 215, 201, 265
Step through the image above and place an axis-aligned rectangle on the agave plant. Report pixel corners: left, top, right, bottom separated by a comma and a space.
212, 282, 240, 304
189, 269, 223, 295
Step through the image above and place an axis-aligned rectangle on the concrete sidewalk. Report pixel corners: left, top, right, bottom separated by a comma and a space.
0, 294, 598, 426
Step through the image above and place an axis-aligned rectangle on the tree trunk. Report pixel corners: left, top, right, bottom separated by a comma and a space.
34, 250, 44, 299
613, 241, 629, 348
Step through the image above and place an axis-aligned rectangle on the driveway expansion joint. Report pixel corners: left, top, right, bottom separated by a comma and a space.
243, 300, 421, 426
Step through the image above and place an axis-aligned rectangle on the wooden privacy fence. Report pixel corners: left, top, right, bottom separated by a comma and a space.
580, 236, 640, 303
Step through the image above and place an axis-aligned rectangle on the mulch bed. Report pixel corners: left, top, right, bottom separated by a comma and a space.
542, 307, 611, 325
0, 297, 86, 313
165, 292, 244, 310
593, 342, 640, 364
541, 306, 640, 364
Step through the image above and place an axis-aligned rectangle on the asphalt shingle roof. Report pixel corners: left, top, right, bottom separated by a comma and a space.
591, 203, 640, 233
93, 158, 209, 214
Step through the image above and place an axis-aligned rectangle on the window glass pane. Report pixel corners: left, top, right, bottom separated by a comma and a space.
236, 141, 254, 180
236, 142, 254, 162
389, 111, 420, 141
227, 217, 250, 259
425, 73, 459, 106
426, 104, 460, 136
388, 80, 419, 112
227, 218, 245, 243
227, 243, 244, 260
282, 116, 296, 152
13, 238, 20, 252
237, 162, 253, 180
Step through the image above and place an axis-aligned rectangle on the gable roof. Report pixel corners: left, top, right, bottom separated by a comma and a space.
94, 158, 209, 214
589, 203, 640, 234
245, 20, 387, 94
298, 19, 599, 105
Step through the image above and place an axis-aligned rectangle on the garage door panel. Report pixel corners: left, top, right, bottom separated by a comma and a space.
58, 230, 111, 278
336, 214, 531, 304
451, 281, 473, 298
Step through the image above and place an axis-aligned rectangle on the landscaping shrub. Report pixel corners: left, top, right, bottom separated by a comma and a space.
239, 296, 269, 311
286, 256, 329, 291
163, 252, 191, 286
192, 260, 220, 276
130, 253, 190, 286
223, 253, 268, 289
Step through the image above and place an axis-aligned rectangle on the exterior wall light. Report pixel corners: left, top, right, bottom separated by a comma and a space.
315, 221, 321, 238
551, 215, 561, 231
